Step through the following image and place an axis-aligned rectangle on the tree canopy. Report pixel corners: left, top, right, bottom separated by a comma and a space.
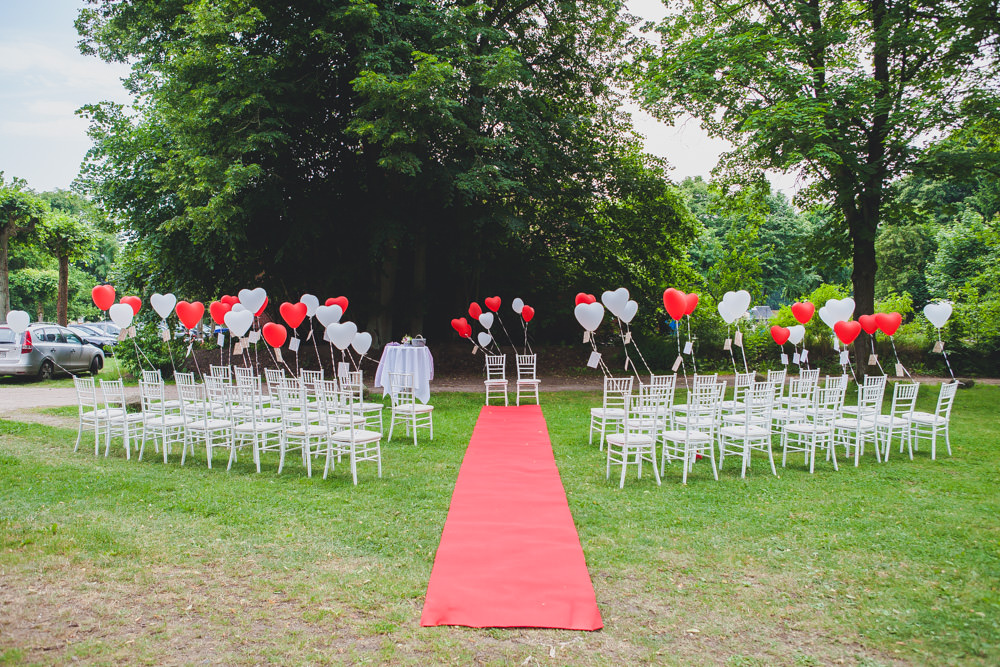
77, 0, 697, 343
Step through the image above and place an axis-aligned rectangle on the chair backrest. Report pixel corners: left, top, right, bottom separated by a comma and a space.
809, 385, 842, 424
824, 374, 849, 392
99, 378, 127, 414
300, 369, 324, 397
139, 379, 166, 417
233, 365, 256, 383
854, 383, 883, 421
767, 368, 787, 387
732, 371, 754, 402
620, 393, 661, 441
684, 381, 722, 427
785, 376, 813, 403
264, 367, 286, 396
74, 376, 98, 415
936, 381, 959, 418
177, 381, 206, 419
277, 383, 310, 426
209, 364, 232, 381
516, 354, 537, 381
388, 372, 416, 407
799, 368, 820, 385
889, 381, 919, 418
602, 376, 634, 410
693, 373, 718, 389
746, 380, 776, 421
175, 371, 196, 387
485, 355, 506, 381
204, 375, 232, 417
141, 369, 162, 383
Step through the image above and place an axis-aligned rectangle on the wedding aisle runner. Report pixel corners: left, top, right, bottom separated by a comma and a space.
420, 405, 603, 630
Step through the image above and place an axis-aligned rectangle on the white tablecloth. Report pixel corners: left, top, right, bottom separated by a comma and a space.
374, 345, 435, 403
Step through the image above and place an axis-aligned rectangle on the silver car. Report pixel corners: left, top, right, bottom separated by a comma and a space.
0, 323, 105, 380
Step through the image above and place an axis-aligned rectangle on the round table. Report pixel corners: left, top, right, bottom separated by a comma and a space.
374, 345, 435, 403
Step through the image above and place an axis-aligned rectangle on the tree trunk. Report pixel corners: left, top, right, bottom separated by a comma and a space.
849, 211, 878, 382
372, 244, 399, 347
36, 301, 44, 322
57, 254, 69, 326
0, 226, 10, 320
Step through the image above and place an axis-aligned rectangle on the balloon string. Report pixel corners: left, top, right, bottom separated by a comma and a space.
937, 329, 958, 383
189, 334, 204, 381
252, 318, 260, 376
727, 325, 738, 374
675, 326, 688, 389
737, 324, 749, 373
162, 321, 178, 375
494, 312, 517, 354
889, 337, 913, 380
616, 319, 641, 383
521, 320, 533, 355
871, 335, 885, 375
625, 323, 653, 376
310, 317, 321, 372
133, 336, 155, 369
590, 336, 610, 377
685, 315, 698, 375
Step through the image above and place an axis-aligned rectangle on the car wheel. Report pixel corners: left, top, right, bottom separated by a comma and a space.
38, 359, 55, 381
90, 356, 103, 375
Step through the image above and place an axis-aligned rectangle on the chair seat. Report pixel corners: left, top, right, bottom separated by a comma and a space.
719, 425, 770, 438
110, 412, 145, 424
784, 423, 832, 435
591, 407, 625, 419
517, 379, 540, 385
484, 379, 508, 386
606, 433, 655, 447
674, 415, 713, 428
143, 414, 186, 427
284, 425, 328, 437
832, 417, 877, 429
358, 402, 384, 412
394, 404, 434, 414
660, 429, 713, 443
83, 408, 126, 419
772, 408, 804, 420
330, 429, 382, 444
874, 415, 909, 427
234, 420, 283, 434
909, 412, 946, 426
188, 418, 231, 431
719, 400, 745, 411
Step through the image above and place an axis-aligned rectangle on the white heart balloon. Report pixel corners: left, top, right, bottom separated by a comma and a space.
718, 290, 752, 324
224, 309, 253, 337
6, 310, 30, 334
326, 321, 357, 350
150, 293, 176, 320
315, 304, 343, 327
511, 297, 524, 314
621, 300, 639, 324
923, 301, 953, 328
351, 331, 373, 355
825, 297, 855, 325
231, 303, 247, 313
300, 294, 319, 318
238, 287, 267, 315
818, 305, 837, 330
788, 324, 806, 345
574, 302, 605, 332
477, 332, 492, 348
601, 287, 630, 319
478, 312, 494, 330
109, 303, 134, 329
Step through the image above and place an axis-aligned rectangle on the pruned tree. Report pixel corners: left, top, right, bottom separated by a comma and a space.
0, 174, 46, 319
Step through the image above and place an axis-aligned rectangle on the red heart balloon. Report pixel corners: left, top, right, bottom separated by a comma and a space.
175, 301, 205, 330
521, 305, 535, 323
91, 284, 116, 311
120, 295, 142, 315
484, 296, 501, 312
875, 311, 902, 336
684, 292, 699, 316
468, 302, 483, 320
220, 294, 239, 307
834, 320, 862, 345
858, 314, 879, 335
209, 300, 231, 325
325, 296, 348, 314
663, 288, 687, 321
279, 301, 307, 329
575, 292, 597, 306
770, 325, 790, 345
450, 317, 472, 338
791, 302, 815, 324
255, 296, 268, 317
262, 322, 287, 348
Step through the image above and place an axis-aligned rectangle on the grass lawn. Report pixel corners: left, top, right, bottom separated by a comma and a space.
1, 384, 997, 665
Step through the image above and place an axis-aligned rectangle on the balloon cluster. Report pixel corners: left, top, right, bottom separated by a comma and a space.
450, 296, 535, 354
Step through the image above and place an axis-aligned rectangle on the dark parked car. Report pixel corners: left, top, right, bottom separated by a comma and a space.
0, 323, 105, 379
86, 320, 122, 337
69, 324, 118, 352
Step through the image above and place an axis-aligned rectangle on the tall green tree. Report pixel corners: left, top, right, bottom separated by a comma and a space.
0, 175, 46, 319
636, 0, 1000, 371
39, 214, 96, 326
78, 0, 696, 343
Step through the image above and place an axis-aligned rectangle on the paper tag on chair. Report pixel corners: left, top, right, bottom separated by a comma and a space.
338, 362, 350, 377
248, 330, 261, 344
801, 348, 809, 362
933, 340, 944, 353
895, 362, 905, 377
217, 333, 225, 346
289, 337, 300, 352
672, 355, 682, 372
583, 331, 591, 344
128, 326, 136, 339
734, 331, 743, 348
274, 347, 283, 361
233, 341, 244, 356
839, 350, 849, 365
587, 351, 601, 369
867, 353, 878, 366
472, 345, 479, 355
792, 352, 801, 364
161, 328, 171, 342
683, 341, 693, 355
723, 338, 732, 351
624, 331, 632, 344
117, 328, 126, 342
780, 353, 789, 365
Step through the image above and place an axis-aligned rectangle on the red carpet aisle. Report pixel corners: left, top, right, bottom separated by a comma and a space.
421, 405, 603, 630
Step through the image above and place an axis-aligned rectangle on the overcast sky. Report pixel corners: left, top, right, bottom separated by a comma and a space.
0, 0, 798, 198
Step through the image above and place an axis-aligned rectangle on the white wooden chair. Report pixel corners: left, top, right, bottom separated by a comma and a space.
138, 379, 188, 463
719, 371, 754, 415
605, 394, 661, 488
875, 382, 920, 461
277, 383, 325, 476
782, 385, 842, 473
908, 382, 958, 460
325, 383, 383, 484
231, 380, 284, 473
515, 354, 540, 405
484, 354, 509, 405
178, 381, 233, 468
73, 376, 108, 456
209, 364, 232, 383
718, 381, 777, 478
833, 383, 884, 465
660, 381, 722, 484
842, 374, 887, 417
387, 372, 434, 445
590, 376, 633, 450
342, 370, 385, 433
100, 378, 143, 459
